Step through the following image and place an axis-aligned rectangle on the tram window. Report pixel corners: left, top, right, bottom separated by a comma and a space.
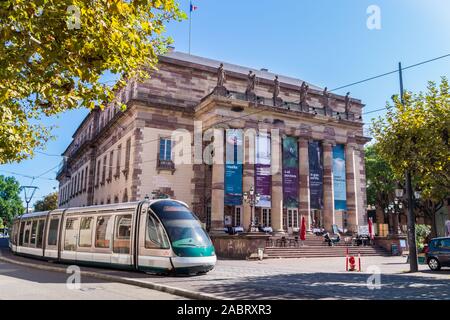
47, 218, 59, 246
30, 220, 38, 246
24, 221, 32, 245
79, 217, 93, 247
113, 214, 132, 254
36, 220, 45, 248
11, 222, 18, 245
19, 221, 25, 246
145, 214, 170, 249
95, 216, 112, 249
64, 218, 80, 251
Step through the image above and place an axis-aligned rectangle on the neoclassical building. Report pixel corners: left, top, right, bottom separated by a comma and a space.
57, 50, 370, 235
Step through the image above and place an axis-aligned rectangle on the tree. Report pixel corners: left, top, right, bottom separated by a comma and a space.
365, 144, 396, 224
0, 175, 24, 225
0, 0, 186, 163
371, 78, 450, 236
34, 192, 58, 212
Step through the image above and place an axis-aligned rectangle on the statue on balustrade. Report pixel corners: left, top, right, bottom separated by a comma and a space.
345, 92, 351, 119
245, 70, 257, 101
214, 63, 228, 96
300, 81, 309, 111
273, 76, 282, 106
322, 87, 331, 116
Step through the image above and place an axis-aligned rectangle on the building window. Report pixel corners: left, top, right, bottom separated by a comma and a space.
101, 155, 107, 185
206, 205, 211, 231
108, 150, 113, 182
159, 138, 172, 161
84, 166, 88, 191
80, 170, 84, 193
262, 208, 272, 227
157, 138, 175, 172
95, 160, 100, 187
115, 144, 122, 178
124, 138, 131, 179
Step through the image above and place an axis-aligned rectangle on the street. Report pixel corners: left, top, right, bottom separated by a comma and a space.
0, 260, 185, 300
0, 248, 448, 300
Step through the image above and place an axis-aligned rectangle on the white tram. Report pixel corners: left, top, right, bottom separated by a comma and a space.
9, 199, 216, 275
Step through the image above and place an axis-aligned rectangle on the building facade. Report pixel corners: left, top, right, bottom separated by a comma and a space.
57, 51, 370, 234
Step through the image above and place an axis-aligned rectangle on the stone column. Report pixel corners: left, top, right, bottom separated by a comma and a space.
322, 142, 334, 232
271, 131, 284, 233
210, 129, 225, 233
345, 143, 358, 233
299, 138, 311, 230
242, 163, 254, 230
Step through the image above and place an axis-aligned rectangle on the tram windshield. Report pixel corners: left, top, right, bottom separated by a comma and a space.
150, 200, 211, 248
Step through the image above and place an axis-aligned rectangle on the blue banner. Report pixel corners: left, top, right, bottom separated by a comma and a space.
224, 130, 243, 205
309, 141, 323, 210
333, 144, 347, 210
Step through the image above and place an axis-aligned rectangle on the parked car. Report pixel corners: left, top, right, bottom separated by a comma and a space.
425, 237, 450, 271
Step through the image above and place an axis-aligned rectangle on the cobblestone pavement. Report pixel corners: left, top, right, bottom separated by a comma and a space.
1, 248, 449, 300
0, 260, 185, 300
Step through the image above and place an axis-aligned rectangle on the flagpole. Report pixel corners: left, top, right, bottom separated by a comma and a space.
189, 1, 192, 55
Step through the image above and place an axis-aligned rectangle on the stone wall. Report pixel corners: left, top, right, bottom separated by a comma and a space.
211, 234, 271, 259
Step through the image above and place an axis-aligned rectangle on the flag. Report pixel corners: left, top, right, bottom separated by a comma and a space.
190, 2, 198, 12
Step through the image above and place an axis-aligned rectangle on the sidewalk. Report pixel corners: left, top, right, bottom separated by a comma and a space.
1, 248, 448, 300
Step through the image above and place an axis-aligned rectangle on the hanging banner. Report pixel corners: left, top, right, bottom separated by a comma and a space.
224, 129, 243, 205
333, 144, 347, 210
255, 134, 271, 208
282, 136, 299, 208
309, 141, 323, 209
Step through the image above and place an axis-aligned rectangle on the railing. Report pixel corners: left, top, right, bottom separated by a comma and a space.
226, 90, 362, 122
156, 159, 175, 172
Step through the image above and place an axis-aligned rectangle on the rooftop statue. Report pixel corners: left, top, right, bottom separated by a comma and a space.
217, 63, 226, 87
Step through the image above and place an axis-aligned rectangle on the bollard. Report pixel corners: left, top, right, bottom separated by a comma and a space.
358, 251, 362, 272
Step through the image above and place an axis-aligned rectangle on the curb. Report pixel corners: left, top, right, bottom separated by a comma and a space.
0, 253, 219, 300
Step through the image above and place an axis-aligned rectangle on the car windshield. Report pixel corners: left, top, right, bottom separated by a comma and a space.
150, 200, 211, 248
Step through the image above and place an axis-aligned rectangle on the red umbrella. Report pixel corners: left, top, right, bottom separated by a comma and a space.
368, 217, 374, 240
300, 216, 306, 241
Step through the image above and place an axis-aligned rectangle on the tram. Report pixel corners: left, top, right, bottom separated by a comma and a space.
9, 199, 216, 275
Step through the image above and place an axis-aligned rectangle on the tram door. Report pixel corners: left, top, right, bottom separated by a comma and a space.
287, 209, 299, 234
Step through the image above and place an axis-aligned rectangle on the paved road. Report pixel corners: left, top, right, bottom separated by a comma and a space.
1, 248, 449, 300
0, 260, 185, 300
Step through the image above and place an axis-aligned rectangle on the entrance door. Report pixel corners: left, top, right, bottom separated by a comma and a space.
262, 208, 272, 227
287, 209, 299, 233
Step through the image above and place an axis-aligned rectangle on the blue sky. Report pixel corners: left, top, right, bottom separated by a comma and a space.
2, 0, 450, 206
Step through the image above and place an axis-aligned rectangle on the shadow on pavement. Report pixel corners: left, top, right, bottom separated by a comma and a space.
197, 271, 450, 300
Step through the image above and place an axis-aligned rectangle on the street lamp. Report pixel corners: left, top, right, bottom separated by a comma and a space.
243, 186, 260, 232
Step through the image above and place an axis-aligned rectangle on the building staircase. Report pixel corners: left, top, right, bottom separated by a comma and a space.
264, 234, 390, 259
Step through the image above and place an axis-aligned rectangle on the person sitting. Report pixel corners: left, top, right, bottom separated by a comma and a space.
323, 232, 333, 246
331, 233, 341, 245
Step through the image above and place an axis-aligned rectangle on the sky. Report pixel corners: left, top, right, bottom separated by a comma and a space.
2, 0, 450, 206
